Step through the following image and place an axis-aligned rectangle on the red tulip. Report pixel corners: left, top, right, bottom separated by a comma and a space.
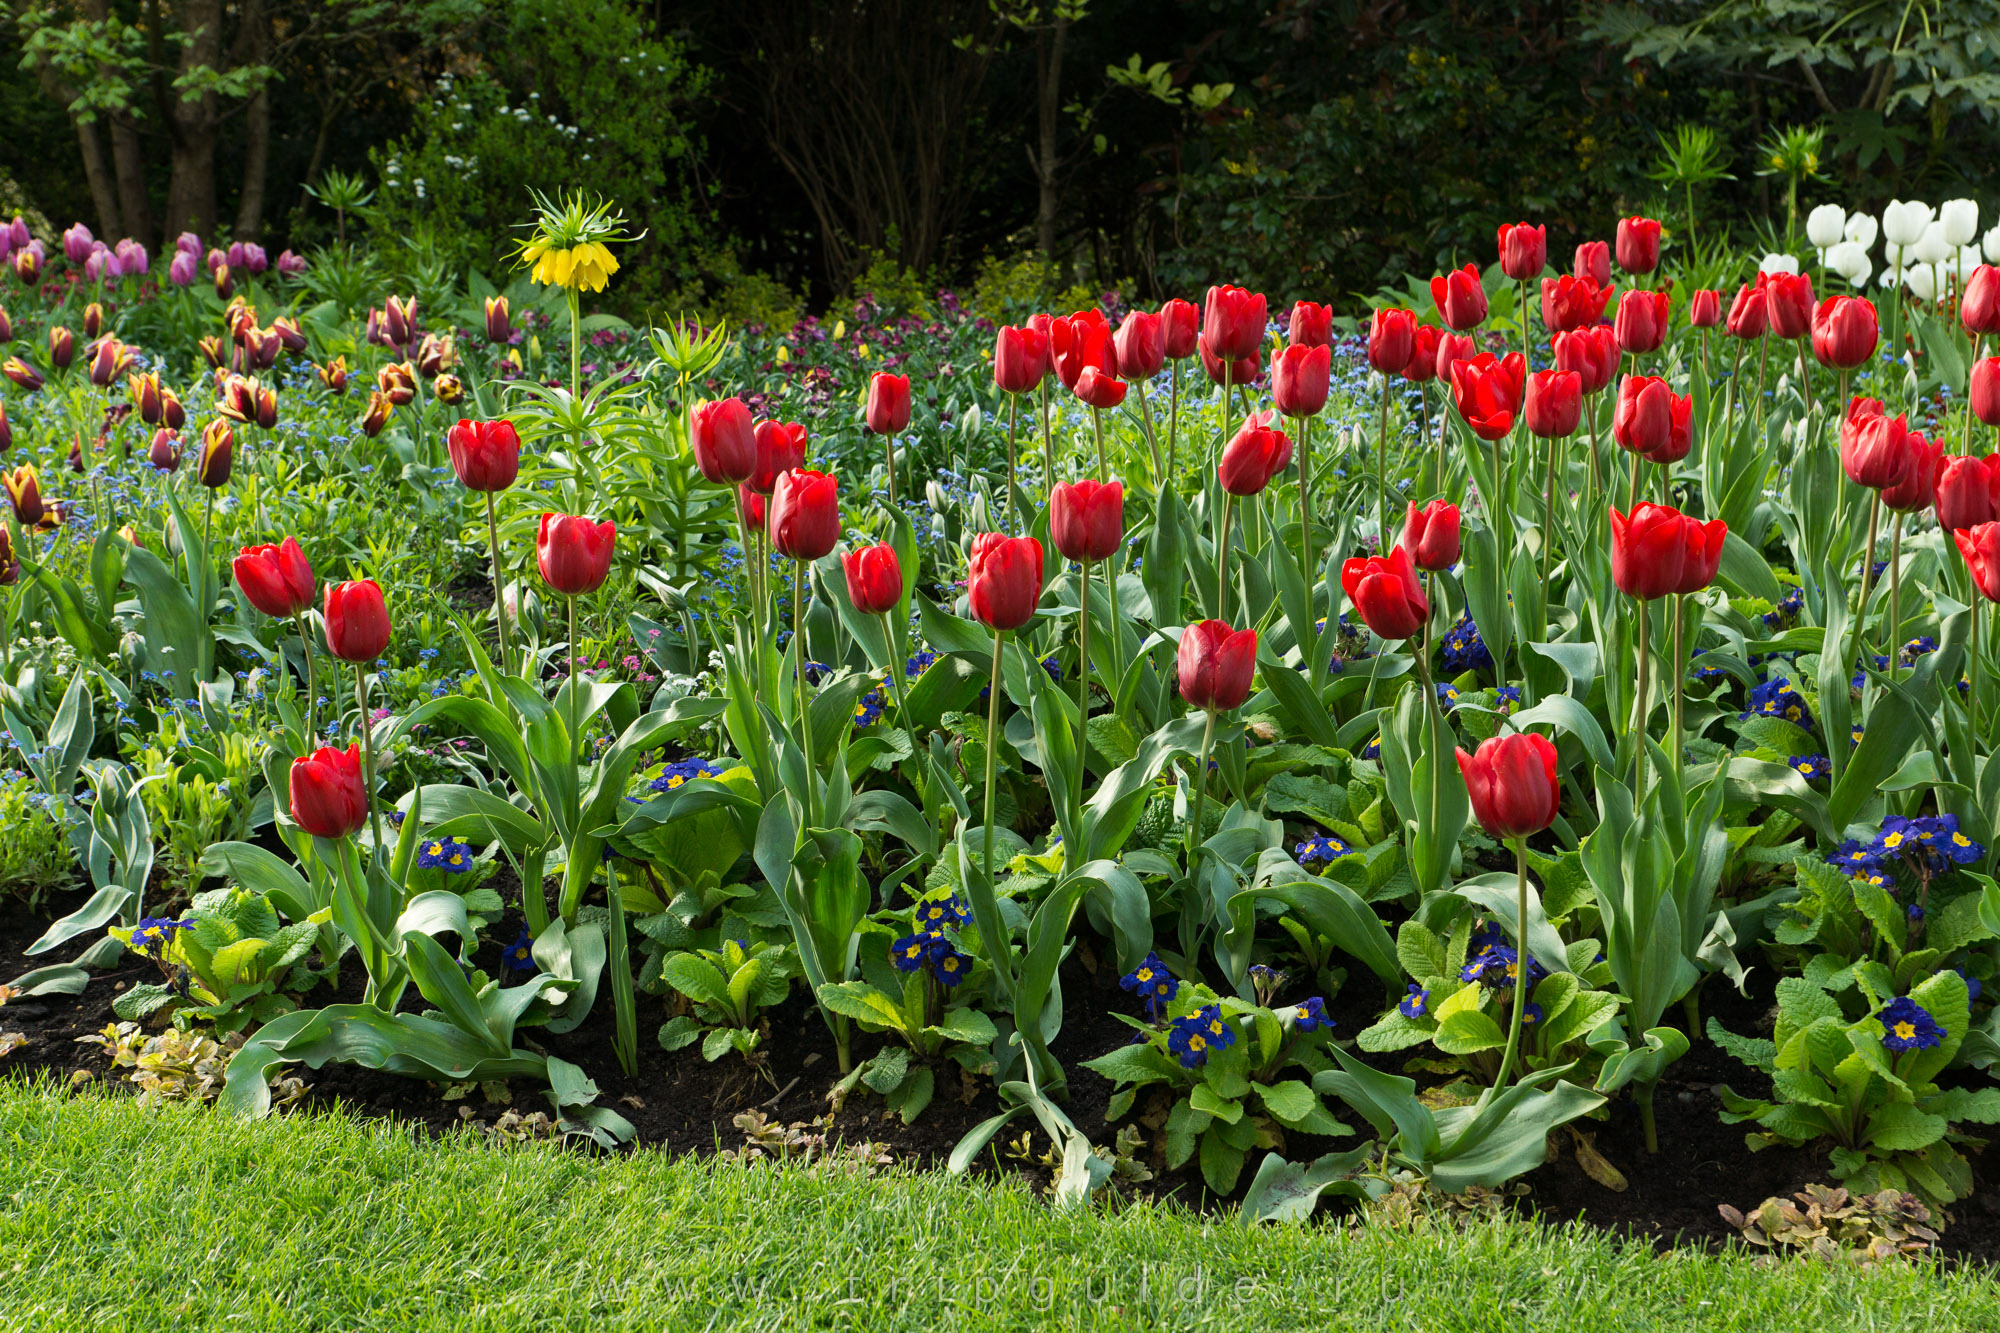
1051, 479, 1124, 563
1616, 217, 1662, 274
864, 372, 911, 435
1198, 339, 1262, 389
1073, 365, 1126, 408
1368, 308, 1416, 375
1051, 310, 1115, 391
1882, 431, 1944, 513
1288, 301, 1333, 349
1400, 499, 1461, 571
1524, 369, 1582, 439
1271, 343, 1331, 418
1935, 454, 2000, 533
737, 485, 766, 531
289, 744, 368, 840
324, 579, 391, 661
1431, 333, 1478, 390
994, 324, 1052, 394
1176, 619, 1256, 712
1725, 284, 1768, 340
537, 514, 616, 596
1553, 326, 1619, 395
1456, 733, 1560, 840
1574, 240, 1611, 289
1541, 274, 1614, 335
1955, 523, 2000, 603
1113, 310, 1164, 380
1974, 357, 2000, 427
1611, 375, 1692, 465
1610, 502, 1725, 600
1342, 545, 1430, 640
1430, 264, 1488, 331
1160, 298, 1200, 360
1401, 325, 1443, 385
1762, 272, 1815, 340
446, 418, 520, 492
841, 542, 903, 615
769, 468, 840, 561
1811, 296, 1879, 369
689, 398, 756, 484
1840, 399, 1912, 491
1218, 411, 1292, 496
1966, 265, 2000, 337
1614, 290, 1672, 355
1688, 289, 1722, 328
1449, 352, 1525, 442
1498, 223, 1547, 281
750, 420, 808, 495
967, 532, 1044, 630
1201, 285, 1267, 361
234, 538, 315, 618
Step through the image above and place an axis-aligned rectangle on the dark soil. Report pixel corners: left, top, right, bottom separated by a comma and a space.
5, 890, 1996, 1263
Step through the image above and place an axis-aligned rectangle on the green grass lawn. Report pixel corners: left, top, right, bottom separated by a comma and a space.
0, 1084, 1992, 1331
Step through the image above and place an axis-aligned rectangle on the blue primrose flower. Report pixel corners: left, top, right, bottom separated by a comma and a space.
904, 649, 939, 679
852, 688, 887, 727
502, 927, 537, 974
1957, 968, 1983, 1002
1788, 754, 1830, 784
1294, 833, 1353, 868
913, 893, 970, 930
416, 837, 473, 873
1439, 612, 1493, 675
1399, 983, 1429, 1019
1741, 676, 1814, 730
650, 757, 725, 792
1290, 996, 1333, 1033
1520, 1001, 1545, 1026
131, 916, 196, 956
1460, 942, 1543, 991
1493, 684, 1522, 713
1876, 996, 1944, 1053
1436, 683, 1461, 711
1119, 950, 1180, 1019
1166, 1004, 1236, 1069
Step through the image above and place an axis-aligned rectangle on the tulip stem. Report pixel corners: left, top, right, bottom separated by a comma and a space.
1214, 493, 1235, 623
1630, 602, 1651, 796
1862, 493, 1882, 633
883, 431, 897, 511
1005, 392, 1021, 529
1185, 706, 1219, 890
1752, 336, 1771, 443
1971, 601, 1982, 744
795, 561, 815, 811
1076, 559, 1091, 816
567, 595, 583, 766
1039, 382, 1054, 500
353, 663, 385, 860
1482, 837, 1532, 1104
1297, 413, 1314, 598
1671, 592, 1686, 779
485, 490, 511, 676
1540, 432, 1559, 591
1966, 335, 1986, 457
1626, 448, 1642, 514
981, 626, 1005, 916
293, 610, 318, 744
1376, 377, 1392, 550
1134, 377, 1162, 484
1886, 512, 1905, 682
1166, 362, 1180, 482
1090, 405, 1106, 482
1794, 337, 1814, 418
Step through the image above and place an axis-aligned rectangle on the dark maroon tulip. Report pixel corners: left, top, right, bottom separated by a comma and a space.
841, 542, 903, 615
147, 429, 181, 473
967, 532, 1044, 631
1524, 369, 1583, 438
1400, 499, 1461, 572
1176, 619, 1256, 712
1456, 734, 1560, 840
1050, 479, 1124, 564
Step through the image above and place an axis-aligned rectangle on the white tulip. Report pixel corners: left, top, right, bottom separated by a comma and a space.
1903, 264, 1936, 304
1758, 252, 1800, 277
1882, 199, 1934, 249
1912, 220, 1953, 266
1878, 266, 1903, 291
1844, 212, 1879, 251
1987, 224, 2000, 264
1940, 198, 1980, 248
1825, 241, 1872, 287
1806, 204, 1846, 251
1961, 246, 1986, 279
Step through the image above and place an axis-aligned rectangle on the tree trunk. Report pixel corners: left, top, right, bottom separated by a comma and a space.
163, 0, 223, 239
232, 0, 271, 239
1035, 18, 1068, 268
70, 114, 122, 239
109, 111, 155, 247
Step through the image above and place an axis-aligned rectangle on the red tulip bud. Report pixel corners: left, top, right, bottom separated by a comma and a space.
1615, 217, 1662, 274
691, 397, 756, 484
864, 372, 911, 434
1456, 733, 1561, 840
1612, 375, 1692, 465
1935, 454, 2000, 533
1287, 301, 1333, 348
769, 468, 840, 561
536, 513, 617, 596
1270, 343, 1330, 418
1762, 271, 1815, 340
1159, 298, 1199, 360
1368, 308, 1415, 375
1966, 265, 2000, 337
1341, 545, 1430, 640
750, 419, 808, 494
1609, 502, 1725, 600
1688, 289, 1722, 328
447, 418, 520, 492
1497, 223, 1547, 281
1524, 369, 1582, 439
1429, 264, 1487, 331
993, 324, 1052, 394
289, 744, 369, 840
1176, 619, 1256, 712
1050, 479, 1124, 563
1613, 290, 1671, 355
1217, 411, 1292, 496
1400, 499, 1461, 571
324, 579, 391, 661
1574, 241, 1610, 288
967, 532, 1044, 630
841, 542, 903, 615
1201, 285, 1267, 360
1811, 295, 1879, 369
1113, 309, 1164, 380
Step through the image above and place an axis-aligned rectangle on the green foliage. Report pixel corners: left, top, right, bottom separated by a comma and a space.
108, 888, 321, 1032
656, 938, 795, 1065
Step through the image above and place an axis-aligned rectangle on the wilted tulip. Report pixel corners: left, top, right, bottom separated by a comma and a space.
966, 532, 1044, 631
690, 397, 757, 484
415, 333, 455, 378
1456, 733, 1561, 840
841, 542, 904, 615
769, 468, 840, 561
1811, 296, 1879, 369
537, 514, 617, 596
1610, 502, 1725, 599
1368, 308, 1415, 375
1050, 479, 1124, 563
357, 390, 393, 437
433, 373, 465, 406
1430, 264, 1488, 331
1524, 369, 1582, 438
1271, 343, 1331, 418
1176, 619, 1256, 712
1341, 545, 1430, 640
1400, 499, 1461, 571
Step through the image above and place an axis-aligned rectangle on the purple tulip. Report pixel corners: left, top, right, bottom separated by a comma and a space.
82, 245, 109, 282
0, 228, 11, 263
9, 218, 31, 249
175, 231, 202, 256
240, 242, 268, 274
276, 248, 305, 277
168, 250, 198, 287
114, 238, 148, 276
205, 247, 226, 275
61, 223, 95, 266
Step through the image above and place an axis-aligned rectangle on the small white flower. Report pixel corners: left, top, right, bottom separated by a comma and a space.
1940, 198, 1980, 248
1911, 220, 1954, 265
1845, 212, 1878, 251
1882, 200, 1933, 250
1825, 240, 1872, 288
1758, 252, 1800, 277
1806, 204, 1845, 251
